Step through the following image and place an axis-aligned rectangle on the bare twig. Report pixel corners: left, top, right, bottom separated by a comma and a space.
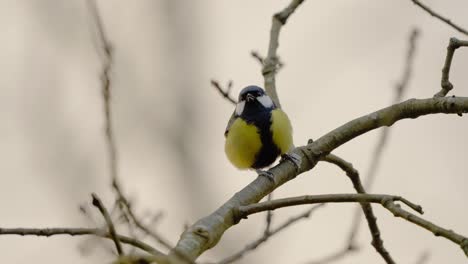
218, 205, 324, 264
238, 193, 468, 257
395, 28, 420, 101
321, 154, 395, 263
87, 0, 123, 211
264, 193, 274, 236
238, 194, 423, 217
211, 80, 237, 105
88, 0, 121, 199
435, 37, 468, 97
0, 227, 163, 256
250, 51, 265, 66
263, 0, 306, 108
92, 193, 124, 256
410, 0, 468, 36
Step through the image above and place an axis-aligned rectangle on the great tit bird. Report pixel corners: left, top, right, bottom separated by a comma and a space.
224, 85, 295, 179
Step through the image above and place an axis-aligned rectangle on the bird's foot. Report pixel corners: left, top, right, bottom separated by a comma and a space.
281, 152, 302, 172
256, 169, 275, 184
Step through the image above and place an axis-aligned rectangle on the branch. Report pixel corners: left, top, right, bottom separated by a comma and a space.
263, 0, 306, 108
0, 227, 164, 257
210, 80, 236, 105
92, 193, 124, 256
88, 0, 173, 252
168, 96, 468, 262
237, 193, 468, 257
410, 0, 468, 36
217, 205, 324, 264
321, 154, 394, 263
264, 193, 274, 236
238, 194, 422, 217
435, 37, 468, 97
250, 51, 265, 66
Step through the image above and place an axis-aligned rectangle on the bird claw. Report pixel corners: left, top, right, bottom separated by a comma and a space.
256, 169, 275, 183
281, 152, 302, 172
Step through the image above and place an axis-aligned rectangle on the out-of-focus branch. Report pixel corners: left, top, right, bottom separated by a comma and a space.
395, 29, 420, 102
434, 37, 468, 98
92, 193, 124, 256
250, 51, 265, 66
88, 0, 173, 252
263, 0, 306, 108
0, 227, 163, 257
410, 0, 468, 36
216, 205, 324, 264
264, 193, 274, 236
211, 80, 236, 105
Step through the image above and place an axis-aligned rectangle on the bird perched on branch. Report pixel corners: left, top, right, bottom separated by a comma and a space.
224, 85, 299, 180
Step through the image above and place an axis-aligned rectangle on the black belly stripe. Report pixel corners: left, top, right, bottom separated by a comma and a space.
241, 109, 280, 169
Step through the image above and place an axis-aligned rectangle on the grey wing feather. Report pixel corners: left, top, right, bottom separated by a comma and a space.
224, 111, 237, 137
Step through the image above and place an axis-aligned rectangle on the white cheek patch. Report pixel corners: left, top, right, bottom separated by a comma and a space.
235, 101, 245, 115
257, 95, 274, 108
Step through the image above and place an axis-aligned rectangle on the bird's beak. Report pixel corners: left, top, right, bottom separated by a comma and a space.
246, 94, 255, 102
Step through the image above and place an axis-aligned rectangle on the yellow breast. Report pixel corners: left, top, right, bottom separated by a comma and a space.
270, 109, 293, 154
224, 118, 262, 169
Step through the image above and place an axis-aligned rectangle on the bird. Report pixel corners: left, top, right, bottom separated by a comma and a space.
224, 85, 299, 180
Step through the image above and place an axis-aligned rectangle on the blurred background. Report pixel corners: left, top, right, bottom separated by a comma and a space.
0, 0, 467, 263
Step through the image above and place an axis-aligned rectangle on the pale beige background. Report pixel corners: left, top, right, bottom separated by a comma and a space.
0, 0, 467, 263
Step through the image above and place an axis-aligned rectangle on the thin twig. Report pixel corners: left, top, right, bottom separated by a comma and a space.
434, 37, 468, 97
238, 194, 423, 217
92, 193, 124, 256
264, 193, 274, 236
211, 80, 237, 105
395, 28, 420, 101
218, 205, 324, 264
250, 51, 265, 66
410, 0, 468, 36
0, 227, 163, 256
321, 154, 394, 263
238, 193, 468, 257
87, 0, 121, 203
87, 0, 123, 213
263, 0, 306, 108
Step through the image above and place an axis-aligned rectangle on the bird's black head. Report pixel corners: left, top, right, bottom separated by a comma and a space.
235, 85, 275, 116
238, 85, 266, 103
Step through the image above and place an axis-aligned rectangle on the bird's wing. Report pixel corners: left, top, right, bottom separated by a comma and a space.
224, 111, 237, 137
